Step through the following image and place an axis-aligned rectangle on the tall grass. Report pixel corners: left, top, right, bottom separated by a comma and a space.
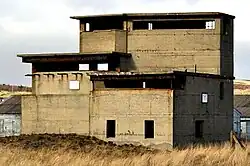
0, 142, 249, 166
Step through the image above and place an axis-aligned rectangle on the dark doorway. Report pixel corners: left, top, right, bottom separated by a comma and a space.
195, 120, 204, 138
145, 120, 154, 139
106, 120, 116, 138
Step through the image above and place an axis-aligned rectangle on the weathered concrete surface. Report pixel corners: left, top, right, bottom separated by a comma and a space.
21, 95, 90, 135
91, 89, 174, 147
173, 76, 233, 146
32, 72, 92, 95
80, 30, 127, 53
126, 20, 221, 74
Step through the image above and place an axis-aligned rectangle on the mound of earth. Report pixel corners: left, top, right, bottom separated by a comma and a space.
0, 134, 159, 157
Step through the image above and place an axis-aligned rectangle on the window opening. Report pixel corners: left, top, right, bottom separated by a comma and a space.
220, 82, 224, 100
79, 64, 89, 71
106, 120, 116, 138
86, 23, 90, 32
195, 120, 204, 138
148, 23, 153, 30
69, 80, 80, 90
145, 120, 154, 139
205, 21, 215, 29
97, 63, 108, 71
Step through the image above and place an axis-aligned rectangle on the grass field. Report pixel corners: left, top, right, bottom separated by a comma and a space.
0, 134, 249, 166
0, 90, 31, 98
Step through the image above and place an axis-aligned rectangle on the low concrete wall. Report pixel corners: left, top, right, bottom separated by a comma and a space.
91, 89, 174, 147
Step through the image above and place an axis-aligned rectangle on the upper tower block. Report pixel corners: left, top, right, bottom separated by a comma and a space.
71, 12, 235, 76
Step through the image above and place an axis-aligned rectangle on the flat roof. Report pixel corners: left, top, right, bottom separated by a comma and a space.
70, 12, 235, 20
17, 52, 131, 63
88, 71, 234, 80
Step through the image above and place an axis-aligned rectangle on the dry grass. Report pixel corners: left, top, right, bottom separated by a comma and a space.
0, 91, 31, 98
0, 134, 250, 166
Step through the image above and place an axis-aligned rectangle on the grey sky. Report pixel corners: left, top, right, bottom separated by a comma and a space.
0, 0, 249, 86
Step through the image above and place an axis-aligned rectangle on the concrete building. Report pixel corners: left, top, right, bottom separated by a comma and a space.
233, 108, 242, 138
0, 96, 21, 137
17, 12, 235, 148
234, 95, 250, 140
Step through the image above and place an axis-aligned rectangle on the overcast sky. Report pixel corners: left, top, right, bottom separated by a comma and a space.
0, 0, 249, 86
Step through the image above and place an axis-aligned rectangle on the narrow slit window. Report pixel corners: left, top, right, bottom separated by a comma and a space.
195, 120, 204, 138
79, 64, 89, 71
106, 120, 116, 138
97, 63, 108, 71
220, 82, 224, 100
69, 80, 80, 90
86, 23, 90, 32
143, 82, 146, 88
145, 120, 154, 139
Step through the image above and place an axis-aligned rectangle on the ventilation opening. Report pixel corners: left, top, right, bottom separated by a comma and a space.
133, 20, 216, 30
106, 120, 116, 138
220, 82, 224, 100
83, 19, 123, 32
195, 120, 204, 138
93, 79, 185, 90
145, 120, 154, 139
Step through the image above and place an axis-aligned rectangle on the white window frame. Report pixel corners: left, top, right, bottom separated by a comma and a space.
69, 80, 80, 90
79, 64, 89, 71
97, 63, 109, 71
205, 21, 215, 29
201, 93, 208, 103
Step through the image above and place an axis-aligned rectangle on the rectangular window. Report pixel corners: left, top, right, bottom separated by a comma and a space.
201, 93, 208, 103
145, 120, 154, 139
143, 82, 146, 88
220, 82, 224, 100
97, 63, 109, 71
79, 64, 89, 71
106, 120, 116, 138
205, 21, 215, 29
69, 80, 80, 90
195, 120, 204, 138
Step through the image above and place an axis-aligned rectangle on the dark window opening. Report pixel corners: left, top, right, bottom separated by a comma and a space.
106, 120, 116, 138
93, 78, 186, 90
133, 20, 215, 30
82, 19, 123, 32
223, 18, 230, 35
145, 120, 154, 139
195, 120, 204, 138
220, 82, 224, 100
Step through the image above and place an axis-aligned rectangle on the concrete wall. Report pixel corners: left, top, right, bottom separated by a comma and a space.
32, 72, 92, 95
126, 19, 221, 74
0, 114, 21, 137
80, 30, 127, 53
220, 18, 234, 77
21, 95, 90, 135
91, 89, 174, 147
21, 88, 174, 148
78, 18, 233, 77
173, 76, 233, 146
